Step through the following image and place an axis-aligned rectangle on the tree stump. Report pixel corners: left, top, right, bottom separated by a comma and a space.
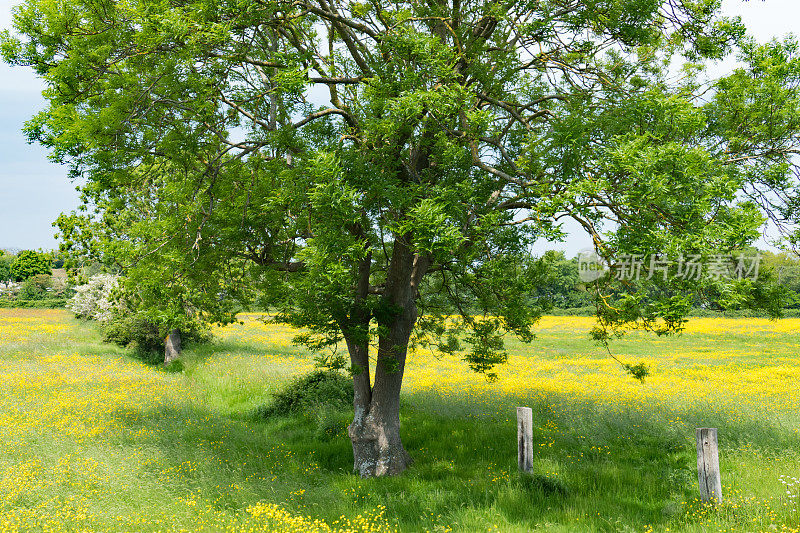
164, 329, 182, 364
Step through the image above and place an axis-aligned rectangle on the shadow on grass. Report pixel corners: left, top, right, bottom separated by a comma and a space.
101, 379, 800, 533
406, 386, 800, 529
186, 338, 314, 363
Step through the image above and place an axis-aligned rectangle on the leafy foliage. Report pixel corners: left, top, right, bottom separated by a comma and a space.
0, 254, 13, 283
11, 250, 51, 282
18, 274, 52, 300
69, 273, 210, 362
102, 309, 211, 364
4, 0, 795, 376
101, 314, 165, 361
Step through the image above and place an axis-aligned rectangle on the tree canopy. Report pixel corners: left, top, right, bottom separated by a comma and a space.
3, 0, 800, 476
10, 250, 52, 282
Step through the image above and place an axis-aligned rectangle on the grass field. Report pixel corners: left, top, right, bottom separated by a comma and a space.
0, 309, 799, 532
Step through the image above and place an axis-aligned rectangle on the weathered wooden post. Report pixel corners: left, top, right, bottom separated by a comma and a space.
517, 407, 533, 473
696, 428, 722, 504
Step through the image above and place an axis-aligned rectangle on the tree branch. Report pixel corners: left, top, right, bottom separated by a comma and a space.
292, 108, 354, 128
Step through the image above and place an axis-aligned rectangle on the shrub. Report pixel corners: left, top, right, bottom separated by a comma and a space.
102, 314, 164, 360
0, 280, 20, 298
11, 250, 52, 281
67, 274, 119, 322
102, 312, 211, 365
18, 274, 52, 300
70, 274, 214, 364
0, 297, 67, 309
69, 274, 167, 363
48, 276, 73, 299
254, 370, 353, 419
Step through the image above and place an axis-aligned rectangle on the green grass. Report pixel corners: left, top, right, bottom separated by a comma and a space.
0, 311, 799, 532
0, 297, 67, 308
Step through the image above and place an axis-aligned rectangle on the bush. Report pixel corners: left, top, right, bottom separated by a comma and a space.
0, 297, 67, 309
18, 274, 52, 300
11, 250, 51, 281
545, 307, 800, 318
254, 370, 353, 419
687, 307, 800, 318
102, 312, 211, 364
67, 274, 119, 322
70, 274, 166, 362
102, 314, 165, 362
0, 280, 20, 299
69, 273, 210, 362
548, 306, 595, 316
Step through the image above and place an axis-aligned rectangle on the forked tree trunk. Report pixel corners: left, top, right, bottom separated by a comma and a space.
346, 239, 428, 477
347, 317, 414, 477
164, 328, 182, 364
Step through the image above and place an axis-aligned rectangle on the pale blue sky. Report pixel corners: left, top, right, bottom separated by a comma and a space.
0, 0, 798, 252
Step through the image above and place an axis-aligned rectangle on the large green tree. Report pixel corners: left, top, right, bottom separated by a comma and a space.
11, 250, 52, 282
4, 0, 800, 476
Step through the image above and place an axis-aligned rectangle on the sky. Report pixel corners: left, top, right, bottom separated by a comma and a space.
0, 0, 798, 254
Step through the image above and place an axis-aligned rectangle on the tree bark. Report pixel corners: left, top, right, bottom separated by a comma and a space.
348, 403, 410, 477
164, 328, 182, 364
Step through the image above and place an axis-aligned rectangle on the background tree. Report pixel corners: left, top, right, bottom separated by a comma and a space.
11, 250, 51, 282
4, 0, 800, 476
761, 251, 800, 309
54, 164, 242, 362
0, 252, 13, 283
534, 251, 593, 309
18, 273, 53, 300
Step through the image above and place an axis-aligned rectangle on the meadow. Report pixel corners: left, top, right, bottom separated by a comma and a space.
0, 309, 799, 532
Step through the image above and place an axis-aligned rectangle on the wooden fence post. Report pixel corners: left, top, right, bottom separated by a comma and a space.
517, 407, 533, 473
696, 428, 722, 504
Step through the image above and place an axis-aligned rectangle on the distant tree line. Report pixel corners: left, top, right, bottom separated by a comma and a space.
0, 249, 72, 307
527, 249, 800, 315
3, 247, 798, 314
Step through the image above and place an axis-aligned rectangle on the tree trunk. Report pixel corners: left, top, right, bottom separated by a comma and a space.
164, 328, 181, 364
348, 403, 411, 477
347, 238, 429, 477
348, 316, 414, 477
